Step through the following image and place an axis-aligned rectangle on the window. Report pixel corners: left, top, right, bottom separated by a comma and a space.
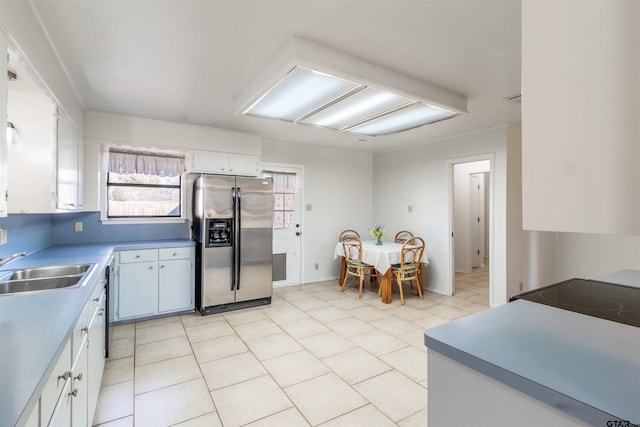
263, 171, 297, 229
106, 148, 185, 218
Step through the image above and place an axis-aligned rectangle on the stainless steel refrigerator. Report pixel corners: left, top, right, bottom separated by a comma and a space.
193, 174, 273, 315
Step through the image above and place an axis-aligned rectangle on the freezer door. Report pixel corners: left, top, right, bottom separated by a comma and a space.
201, 246, 234, 307
202, 175, 235, 219
235, 177, 273, 302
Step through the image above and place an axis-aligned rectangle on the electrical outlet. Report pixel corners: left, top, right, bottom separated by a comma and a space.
0, 228, 7, 245
74, 221, 83, 232
314, 263, 319, 270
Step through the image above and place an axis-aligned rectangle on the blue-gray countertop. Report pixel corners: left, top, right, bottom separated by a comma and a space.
0, 240, 194, 427
424, 278, 640, 426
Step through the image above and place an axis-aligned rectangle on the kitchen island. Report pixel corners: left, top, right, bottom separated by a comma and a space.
424, 275, 640, 426
0, 240, 193, 427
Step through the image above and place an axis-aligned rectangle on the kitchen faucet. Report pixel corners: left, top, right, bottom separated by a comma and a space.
0, 252, 27, 267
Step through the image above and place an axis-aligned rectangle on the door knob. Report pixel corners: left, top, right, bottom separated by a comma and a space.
296, 232, 301, 236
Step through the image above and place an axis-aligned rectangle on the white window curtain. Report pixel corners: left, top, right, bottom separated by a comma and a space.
109, 149, 184, 176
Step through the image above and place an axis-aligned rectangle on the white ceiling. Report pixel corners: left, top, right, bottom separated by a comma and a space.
27, 0, 521, 153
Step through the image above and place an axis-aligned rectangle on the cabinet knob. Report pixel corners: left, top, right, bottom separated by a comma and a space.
69, 389, 78, 397
93, 297, 100, 302
98, 309, 105, 317
74, 373, 83, 381
81, 326, 89, 335
58, 371, 71, 381
148, 266, 153, 270
135, 255, 141, 259
172, 252, 177, 256
160, 265, 165, 269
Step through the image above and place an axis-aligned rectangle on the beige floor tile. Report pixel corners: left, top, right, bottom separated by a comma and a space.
134, 354, 202, 395
109, 323, 135, 341
101, 357, 134, 387
223, 307, 268, 325
351, 330, 409, 356
426, 304, 471, 320
171, 412, 222, 427
191, 334, 248, 364
107, 338, 134, 360
285, 373, 368, 425
93, 415, 133, 427
465, 302, 491, 313
412, 314, 449, 329
135, 322, 185, 345
325, 294, 369, 310
135, 314, 182, 329
398, 328, 430, 350
322, 347, 392, 385
380, 346, 428, 382
245, 332, 303, 361
211, 375, 293, 427
370, 315, 423, 335
430, 295, 475, 308
280, 317, 330, 339
93, 381, 133, 425
298, 331, 355, 359
261, 303, 308, 324
349, 305, 392, 322
306, 305, 351, 323
319, 404, 397, 427
398, 408, 428, 427
389, 305, 433, 321
263, 350, 330, 387
134, 335, 192, 366
200, 351, 267, 390
289, 296, 331, 311
232, 318, 283, 341
354, 370, 427, 423
134, 378, 215, 427
245, 407, 310, 427
326, 317, 376, 338
180, 312, 225, 328
185, 319, 235, 343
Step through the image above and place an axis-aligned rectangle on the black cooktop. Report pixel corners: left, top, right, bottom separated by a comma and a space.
510, 278, 640, 327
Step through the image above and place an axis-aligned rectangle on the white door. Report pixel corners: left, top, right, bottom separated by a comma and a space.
470, 174, 481, 268
262, 165, 302, 287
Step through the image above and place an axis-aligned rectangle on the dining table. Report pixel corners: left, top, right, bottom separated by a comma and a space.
334, 240, 429, 303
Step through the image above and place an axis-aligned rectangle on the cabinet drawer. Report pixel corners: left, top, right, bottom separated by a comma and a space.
119, 249, 157, 263
158, 247, 192, 261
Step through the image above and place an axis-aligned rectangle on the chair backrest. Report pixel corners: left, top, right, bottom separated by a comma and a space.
394, 230, 414, 243
342, 238, 363, 262
401, 236, 425, 266
340, 229, 360, 242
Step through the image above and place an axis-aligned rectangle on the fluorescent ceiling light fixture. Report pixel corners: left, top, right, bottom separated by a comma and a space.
237, 38, 467, 137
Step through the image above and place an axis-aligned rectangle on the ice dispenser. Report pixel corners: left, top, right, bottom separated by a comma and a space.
206, 218, 232, 247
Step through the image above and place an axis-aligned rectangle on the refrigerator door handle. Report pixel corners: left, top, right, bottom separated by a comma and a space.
231, 187, 237, 291
236, 187, 241, 290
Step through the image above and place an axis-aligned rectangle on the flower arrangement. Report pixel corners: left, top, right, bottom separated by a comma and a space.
370, 224, 385, 244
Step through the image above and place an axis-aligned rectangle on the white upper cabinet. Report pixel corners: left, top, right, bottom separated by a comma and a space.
522, 0, 640, 233
190, 150, 259, 176
57, 109, 84, 211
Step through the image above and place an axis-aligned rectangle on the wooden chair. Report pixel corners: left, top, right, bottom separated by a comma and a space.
339, 229, 360, 241
341, 238, 377, 298
394, 230, 414, 243
391, 236, 425, 304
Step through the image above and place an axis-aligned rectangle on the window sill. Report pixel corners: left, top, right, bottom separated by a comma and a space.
100, 217, 188, 225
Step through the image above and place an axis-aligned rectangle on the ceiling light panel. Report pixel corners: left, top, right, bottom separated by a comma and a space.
345, 103, 457, 136
300, 87, 414, 130
243, 66, 360, 122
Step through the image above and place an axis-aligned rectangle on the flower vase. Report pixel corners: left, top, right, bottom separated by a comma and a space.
375, 238, 382, 246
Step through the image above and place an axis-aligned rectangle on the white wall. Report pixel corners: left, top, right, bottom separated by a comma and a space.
261, 139, 374, 283
373, 125, 530, 305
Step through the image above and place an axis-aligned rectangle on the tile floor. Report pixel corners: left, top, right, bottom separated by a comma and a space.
93, 266, 489, 427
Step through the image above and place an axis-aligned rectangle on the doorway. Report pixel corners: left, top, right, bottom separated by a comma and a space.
262, 163, 303, 287
449, 157, 492, 305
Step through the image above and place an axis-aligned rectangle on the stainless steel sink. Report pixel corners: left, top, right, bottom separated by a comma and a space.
0, 263, 96, 295
2, 264, 93, 280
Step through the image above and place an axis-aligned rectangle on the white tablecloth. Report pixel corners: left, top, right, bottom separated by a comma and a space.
334, 240, 429, 275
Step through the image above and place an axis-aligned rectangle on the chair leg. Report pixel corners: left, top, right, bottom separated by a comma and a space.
341, 271, 349, 292
398, 278, 405, 305
358, 271, 365, 298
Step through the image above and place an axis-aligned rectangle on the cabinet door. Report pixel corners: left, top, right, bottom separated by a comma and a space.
118, 261, 158, 319
191, 150, 229, 174
70, 338, 88, 427
87, 290, 106, 424
57, 109, 80, 210
41, 340, 72, 427
228, 155, 259, 176
158, 258, 193, 313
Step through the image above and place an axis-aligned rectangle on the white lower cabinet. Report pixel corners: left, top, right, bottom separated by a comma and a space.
113, 246, 194, 322
36, 282, 106, 427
